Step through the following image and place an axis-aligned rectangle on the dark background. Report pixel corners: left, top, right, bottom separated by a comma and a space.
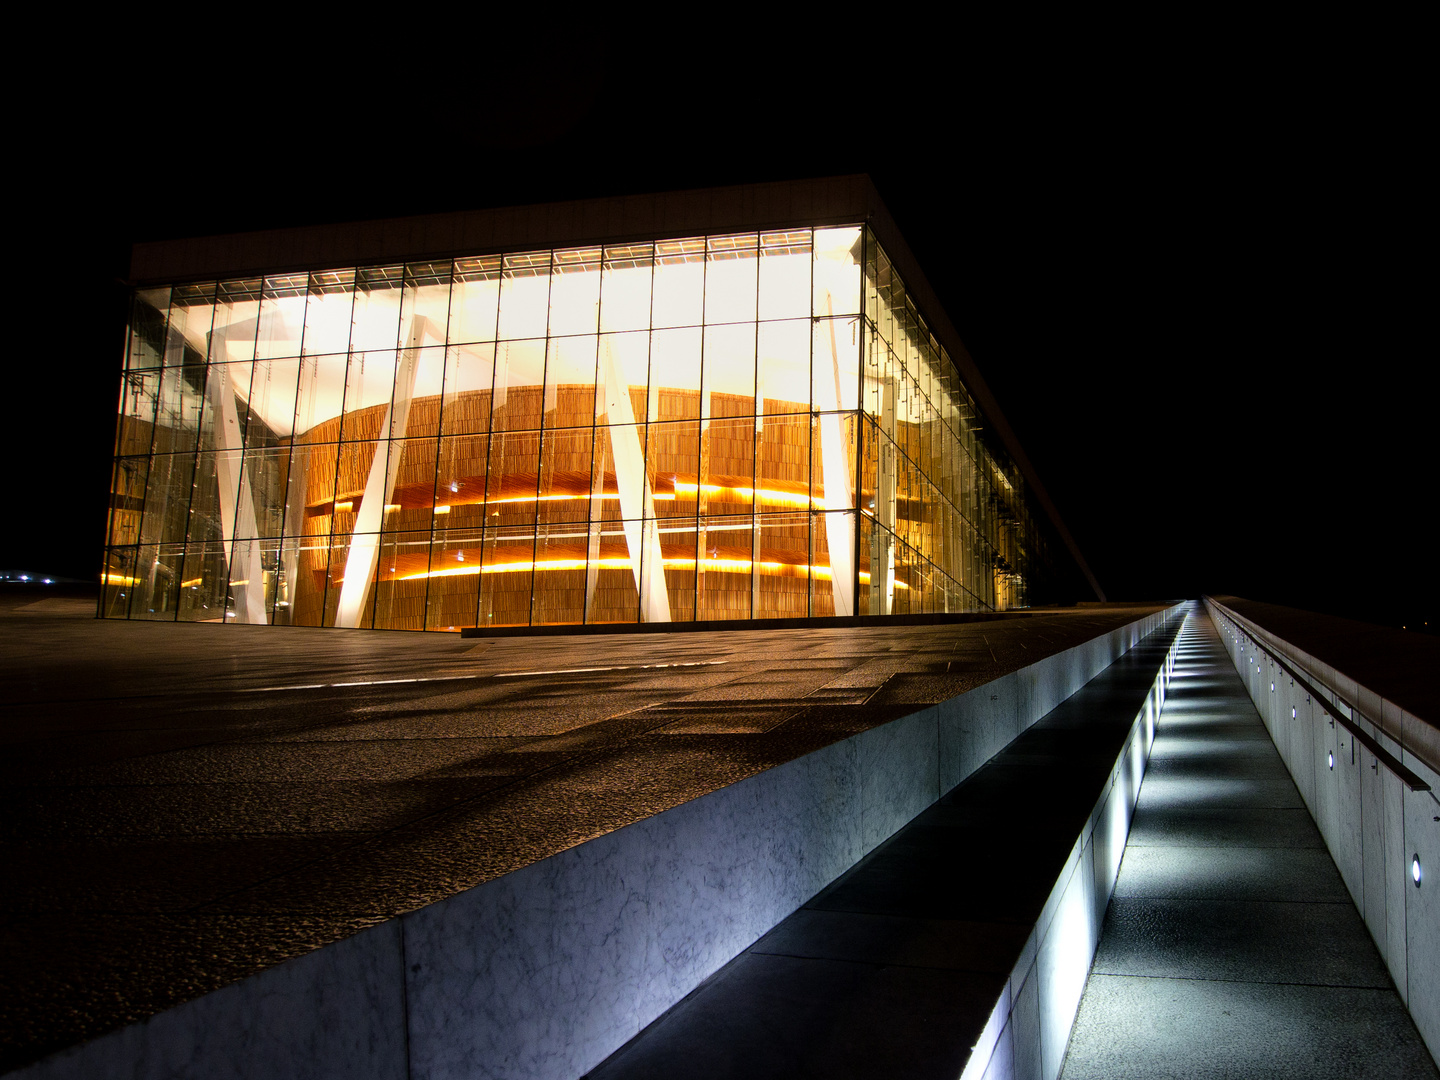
10, 25, 1430, 631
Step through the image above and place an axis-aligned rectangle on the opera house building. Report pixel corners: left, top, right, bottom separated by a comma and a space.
103, 177, 1091, 631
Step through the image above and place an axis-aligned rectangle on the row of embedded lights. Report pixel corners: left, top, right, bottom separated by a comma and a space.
1219, 611, 1423, 890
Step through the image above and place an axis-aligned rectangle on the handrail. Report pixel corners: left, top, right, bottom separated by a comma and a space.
1205, 598, 1431, 793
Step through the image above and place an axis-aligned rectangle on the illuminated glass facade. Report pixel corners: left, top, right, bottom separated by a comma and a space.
104, 222, 1046, 630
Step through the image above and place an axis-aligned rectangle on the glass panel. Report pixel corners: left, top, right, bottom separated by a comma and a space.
293, 353, 349, 442
532, 522, 587, 626
210, 279, 261, 365
405, 345, 447, 440
756, 512, 809, 619
401, 261, 452, 346
597, 331, 650, 425
600, 243, 653, 333
811, 411, 857, 512
340, 350, 397, 441
548, 247, 601, 336
756, 413, 810, 513
757, 320, 810, 415
350, 265, 404, 352
485, 430, 540, 528
106, 457, 149, 550
544, 335, 598, 429
649, 327, 701, 422
115, 370, 160, 457
388, 435, 440, 534
696, 514, 752, 621
165, 284, 215, 369
758, 229, 811, 320
657, 518, 696, 622
139, 451, 195, 546
153, 353, 206, 460
652, 237, 704, 328
814, 226, 862, 317
302, 270, 355, 356
705, 233, 757, 324
498, 251, 550, 339
698, 416, 754, 516
126, 287, 169, 371
646, 420, 699, 518
241, 357, 301, 444
491, 339, 546, 432
450, 256, 501, 344
177, 540, 230, 623
331, 440, 381, 535
131, 541, 185, 620
319, 528, 368, 628
441, 342, 496, 435
856, 514, 873, 616
702, 323, 755, 419
373, 530, 430, 630
478, 525, 536, 627
538, 427, 594, 526
812, 315, 861, 413
256, 274, 307, 360
434, 434, 488, 533
241, 444, 290, 541
102, 546, 139, 617
425, 526, 483, 630
812, 510, 854, 618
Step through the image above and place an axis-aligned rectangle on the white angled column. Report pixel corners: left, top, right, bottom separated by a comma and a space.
817, 294, 856, 617
334, 317, 428, 629
208, 363, 268, 624
599, 338, 670, 622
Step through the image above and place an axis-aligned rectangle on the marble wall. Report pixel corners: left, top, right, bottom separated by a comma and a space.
18, 606, 1181, 1080
1206, 600, 1440, 1069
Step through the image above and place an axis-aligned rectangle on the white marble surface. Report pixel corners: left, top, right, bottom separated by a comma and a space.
940, 671, 1021, 792
401, 740, 862, 1080
855, 708, 939, 855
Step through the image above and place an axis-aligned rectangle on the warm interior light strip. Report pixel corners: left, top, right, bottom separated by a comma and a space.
673, 481, 812, 508
101, 572, 139, 586
857, 571, 909, 590
399, 555, 838, 582
325, 486, 814, 515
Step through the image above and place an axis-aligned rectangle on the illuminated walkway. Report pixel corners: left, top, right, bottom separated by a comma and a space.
1060, 613, 1438, 1079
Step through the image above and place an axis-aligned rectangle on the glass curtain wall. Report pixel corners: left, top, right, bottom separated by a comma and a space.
104, 225, 1035, 630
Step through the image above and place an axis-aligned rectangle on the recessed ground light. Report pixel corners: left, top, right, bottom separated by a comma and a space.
1328, 752, 1334, 769
1292, 708, 1296, 718
1414, 855, 1422, 888
1271, 682, 1275, 692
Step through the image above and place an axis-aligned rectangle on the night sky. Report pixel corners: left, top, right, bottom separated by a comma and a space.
13, 29, 1430, 631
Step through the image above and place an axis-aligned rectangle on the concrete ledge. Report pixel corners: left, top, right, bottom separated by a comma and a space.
961, 622, 1179, 1080
15, 605, 1181, 1080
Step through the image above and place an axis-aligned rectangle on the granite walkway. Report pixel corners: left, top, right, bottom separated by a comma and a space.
1060, 612, 1438, 1079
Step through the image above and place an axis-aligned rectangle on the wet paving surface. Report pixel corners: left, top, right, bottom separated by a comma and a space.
0, 589, 1162, 1072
